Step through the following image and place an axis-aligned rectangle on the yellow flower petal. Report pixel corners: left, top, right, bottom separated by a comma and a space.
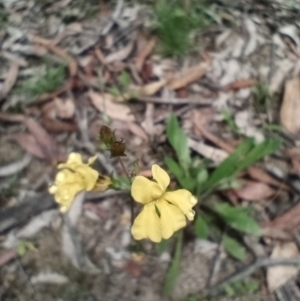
152, 164, 170, 192
48, 185, 57, 194
163, 190, 197, 216
156, 199, 186, 240
131, 203, 162, 242
49, 153, 100, 212
54, 182, 85, 212
75, 165, 99, 190
67, 153, 83, 164
87, 155, 98, 165
131, 176, 162, 204
93, 176, 111, 191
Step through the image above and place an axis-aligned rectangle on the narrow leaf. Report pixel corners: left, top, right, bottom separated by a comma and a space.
163, 231, 183, 297
166, 114, 191, 171
223, 235, 246, 261
194, 216, 208, 239
214, 203, 261, 236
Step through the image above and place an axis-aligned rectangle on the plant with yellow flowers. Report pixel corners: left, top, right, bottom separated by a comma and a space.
49, 113, 281, 297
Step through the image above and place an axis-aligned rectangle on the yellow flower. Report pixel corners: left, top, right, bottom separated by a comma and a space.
49, 153, 99, 212
131, 164, 197, 242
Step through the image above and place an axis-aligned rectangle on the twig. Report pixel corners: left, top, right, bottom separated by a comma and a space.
206, 229, 227, 287
204, 257, 300, 297
118, 157, 134, 225
17, 257, 36, 297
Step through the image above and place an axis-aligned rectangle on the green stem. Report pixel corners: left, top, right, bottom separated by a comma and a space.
118, 157, 134, 225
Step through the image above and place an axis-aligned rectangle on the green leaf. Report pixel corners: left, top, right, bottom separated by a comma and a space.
157, 239, 169, 254
17, 240, 35, 256
214, 203, 261, 236
203, 139, 254, 191
223, 235, 246, 261
194, 216, 208, 239
202, 138, 281, 192
245, 279, 260, 293
163, 231, 183, 297
108, 86, 121, 96
239, 138, 281, 170
164, 156, 195, 190
164, 156, 184, 179
224, 284, 235, 297
221, 110, 239, 134
166, 114, 191, 171
119, 71, 131, 91
110, 175, 131, 191
197, 168, 208, 184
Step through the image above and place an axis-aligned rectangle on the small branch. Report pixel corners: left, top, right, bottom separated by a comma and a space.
206, 229, 227, 287
204, 257, 300, 297
118, 157, 134, 225
17, 257, 36, 296
118, 157, 130, 180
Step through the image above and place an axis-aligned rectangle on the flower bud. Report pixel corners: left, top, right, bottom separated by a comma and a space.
110, 141, 126, 158
100, 126, 116, 147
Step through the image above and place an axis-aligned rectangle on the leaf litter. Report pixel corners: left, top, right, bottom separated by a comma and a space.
1, 1, 300, 300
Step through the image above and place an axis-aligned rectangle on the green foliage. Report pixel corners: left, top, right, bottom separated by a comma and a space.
157, 238, 169, 254
107, 71, 132, 97
110, 175, 131, 191
224, 278, 260, 297
163, 231, 183, 297
17, 240, 36, 256
252, 81, 269, 113
20, 64, 66, 98
221, 110, 240, 134
223, 235, 246, 261
194, 216, 208, 239
155, 0, 209, 57
166, 114, 191, 171
214, 203, 261, 236
201, 137, 281, 193
164, 115, 281, 295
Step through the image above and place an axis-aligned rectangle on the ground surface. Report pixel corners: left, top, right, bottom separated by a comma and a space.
1, 0, 300, 300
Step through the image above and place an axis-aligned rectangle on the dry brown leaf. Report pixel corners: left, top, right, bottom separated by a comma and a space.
267, 202, 300, 231
0, 62, 19, 101
287, 147, 300, 174
223, 78, 256, 91
13, 134, 45, 159
88, 90, 135, 122
280, 77, 300, 135
94, 48, 106, 65
267, 242, 300, 291
127, 122, 148, 141
104, 41, 135, 64
262, 227, 292, 241
32, 36, 77, 76
42, 118, 77, 133
135, 79, 167, 96
168, 61, 210, 90
136, 37, 157, 72
233, 180, 275, 201
53, 97, 75, 119
0, 112, 24, 122
0, 249, 16, 267
248, 166, 290, 191
23, 118, 58, 162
